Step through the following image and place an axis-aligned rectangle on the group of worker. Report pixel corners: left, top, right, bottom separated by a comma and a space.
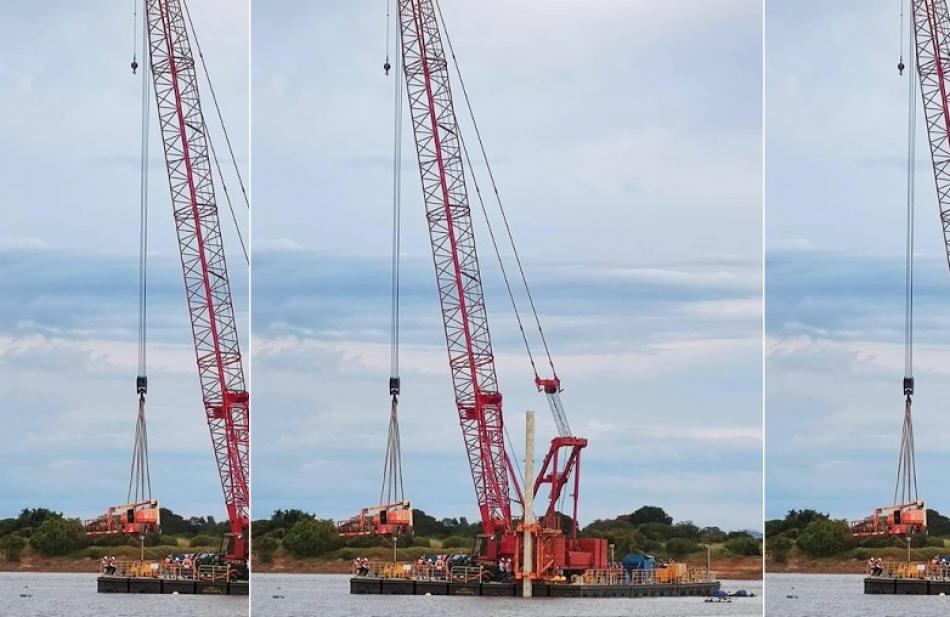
867, 557, 885, 576
163, 553, 194, 575
497, 557, 514, 581
353, 557, 371, 576
99, 556, 118, 575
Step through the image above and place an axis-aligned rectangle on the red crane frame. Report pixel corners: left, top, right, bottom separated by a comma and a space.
145, 0, 249, 561
912, 0, 950, 271
396, 0, 604, 574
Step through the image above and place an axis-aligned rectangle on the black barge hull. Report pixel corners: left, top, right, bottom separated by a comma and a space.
350, 577, 719, 598
97, 576, 248, 595
864, 576, 950, 595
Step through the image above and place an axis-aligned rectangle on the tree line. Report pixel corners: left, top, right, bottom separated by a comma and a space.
251, 505, 762, 563
0, 507, 230, 561
765, 508, 950, 562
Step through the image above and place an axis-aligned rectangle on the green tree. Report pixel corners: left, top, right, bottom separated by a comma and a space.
0, 534, 26, 561
767, 536, 793, 563
190, 534, 216, 548
665, 537, 699, 557
796, 519, 855, 557
29, 518, 88, 556
441, 535, 471, 549
283, 519, 339, 557
724, 536, 761, 557
927, 509, 950, 537
255, 536, 280, 563
625, 506, 673, 526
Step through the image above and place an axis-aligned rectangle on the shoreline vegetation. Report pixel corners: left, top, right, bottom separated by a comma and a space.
765, 508, 950, 574
250, 505, 763, 580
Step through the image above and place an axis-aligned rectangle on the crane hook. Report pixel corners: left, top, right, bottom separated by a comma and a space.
384, 60, 392, 76
898, 60, 905, 75
131, 58, 139, 75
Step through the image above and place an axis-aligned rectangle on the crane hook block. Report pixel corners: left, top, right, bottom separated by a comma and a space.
903, 377, 914, 396
136, 375, 148, 395
131, 59, 139, 74
389, 377, 401, 396
898, 61, 905, 75
384, 61, 392, 76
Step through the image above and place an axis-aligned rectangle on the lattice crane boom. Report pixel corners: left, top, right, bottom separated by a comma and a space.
145, 0, 249, 561
397, 0, 518, 538
911, 0, 950, 271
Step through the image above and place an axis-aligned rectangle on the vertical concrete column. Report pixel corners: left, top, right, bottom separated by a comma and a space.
523, 410, 535, 598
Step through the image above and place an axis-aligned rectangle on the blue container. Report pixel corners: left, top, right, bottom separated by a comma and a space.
622, 553, 655, 571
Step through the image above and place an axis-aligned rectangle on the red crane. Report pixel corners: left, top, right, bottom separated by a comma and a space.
910, 1, 950, 268
144, 0, 249, 562
395, 0, 605, 577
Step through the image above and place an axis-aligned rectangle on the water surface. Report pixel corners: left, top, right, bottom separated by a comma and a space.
767, 573, 950, 616
253, 573, 761, 617
0, 572, 249, 617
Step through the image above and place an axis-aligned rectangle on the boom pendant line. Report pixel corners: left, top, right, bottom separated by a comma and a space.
145, 0, 249, 561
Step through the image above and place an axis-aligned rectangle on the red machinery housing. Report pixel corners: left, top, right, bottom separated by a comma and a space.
85, 500, 161, 537
851, 501, 927, 538
396, 0, 605, 577
336, 501, 414, 537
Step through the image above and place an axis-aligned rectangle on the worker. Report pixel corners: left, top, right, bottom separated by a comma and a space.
100, 556, 108, 574
435, 556, 445, 574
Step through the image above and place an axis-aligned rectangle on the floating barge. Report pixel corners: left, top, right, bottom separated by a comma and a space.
349, 562, 720, 598
96, 560, 247, 595
864, 561, 950, 595
97, 575, 248, 595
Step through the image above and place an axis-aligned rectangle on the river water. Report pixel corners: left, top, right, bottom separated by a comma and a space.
767, 573, 950, 616
253, 573, 762, 617
0, 572, 249, 617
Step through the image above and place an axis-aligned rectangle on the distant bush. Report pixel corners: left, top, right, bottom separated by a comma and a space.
255, 536, 280, 563
344, 535, 382, 549
1, 534, 26, 561
796, 520, 855, 558
859, 535, 896, 549
700, 527, 727, 543
441, 536, 470, 549
665, 538, 699, 557
143, 534, 180, 547
410, 536, 432, 549
724, 536, 761, 557
283, 520, 339, 557
190, 535, 216, 548
767, 536, 792, 563
29, 518, 89, 556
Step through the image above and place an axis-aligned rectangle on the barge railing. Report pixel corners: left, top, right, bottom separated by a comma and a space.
867, 561, 950, 580
353, 561, 716, 586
